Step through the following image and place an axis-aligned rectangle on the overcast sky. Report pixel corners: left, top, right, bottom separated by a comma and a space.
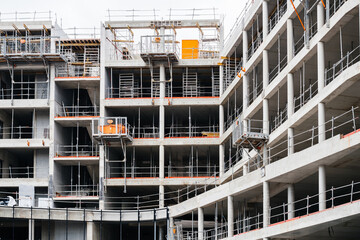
0, 0, 244, 37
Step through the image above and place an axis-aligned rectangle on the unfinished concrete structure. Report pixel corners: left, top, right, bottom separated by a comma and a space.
0, 0, 360, 239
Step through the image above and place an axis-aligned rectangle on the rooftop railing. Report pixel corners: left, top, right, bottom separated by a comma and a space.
0, 126, 49, 139
0, 11, 55, 22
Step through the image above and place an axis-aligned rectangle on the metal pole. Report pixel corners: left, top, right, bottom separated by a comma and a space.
83, 209, 86, 240
66, 208, 68, 240
100, 210, 103, 240
153, 209, 157, 240
120, 210, 122, 240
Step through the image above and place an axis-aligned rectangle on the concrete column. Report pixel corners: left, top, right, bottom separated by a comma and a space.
242, 30, 249, 110
263, 50, 269, 89
228, 195, 234, 238
159, 144, 165, 208
317, 42, 325, 90
243, 30, 248, 65
288, 127, 294, 155
198, 207, 204, 240
28, 219, 34, 240
317, 2, 325, 30
287, 184, 295, 219
159, 64, 166, 139
99, 26, 106, 117
219, 104, 224, 135
169, 217, 175, 239
219, 65, 224, 95
263, 181, 270, 227
287, 73, 294, 117
243, 75, 249, 110
262, 0, 269, 39
219, 144, 225, 177
318, 102, 326, 143
287, 19, 294, 62
319, 165, 326, 211
99, 145, 105, 210
87, 221, 94, 240
263, 98, 269, 165
263, 99, 269, 135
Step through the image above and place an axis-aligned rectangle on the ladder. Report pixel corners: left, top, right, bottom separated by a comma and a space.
183, 71, 198, 97
151, 73, 160, 98
119, 73, 135, 98
212, 68, 220, 96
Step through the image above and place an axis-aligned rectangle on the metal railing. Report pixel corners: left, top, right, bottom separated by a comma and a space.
224, 106, 243, 131
0, 84, 48, 100
55, 65, 100, 78
55, 144, 99, 157
106, 86, 153, 99
166, 165, 218, 178
224, 147, 243, 173
269, 55, 287, 84
268, 107, 359, 163
271, 105, 288, 133
294, 81, 318, 113
0, 126, 49, 139
0, 167, 45, 179
107, 166, 159, 179
92, 117, 134, 140
0, 36, 61, 55
0, 11, 55, 22
268, 1, 287, 34
329, 0, 346, 18
134, 126, 159, 139
248, 80, 263, 105
325, 45, 360, 86
61, 27, 100, 39
140, 35, 180, 57
169, 86, 219, 98
223, 59, 243, 92
55, 105, 99, 117
165, 125, 219, 138
247, 31, 263, 61
54, 184, 99, 198
182, 47, 220, 60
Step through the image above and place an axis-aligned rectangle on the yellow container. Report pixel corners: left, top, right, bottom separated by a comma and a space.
182, 40, 199, 59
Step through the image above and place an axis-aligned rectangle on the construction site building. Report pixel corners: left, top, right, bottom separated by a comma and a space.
0, 1, 360, 239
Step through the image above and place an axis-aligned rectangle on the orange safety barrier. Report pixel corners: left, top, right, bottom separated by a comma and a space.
99, 124, 127, 134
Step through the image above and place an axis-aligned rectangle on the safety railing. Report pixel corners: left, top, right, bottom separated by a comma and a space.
223, 59, 243, 92
0, 83, 48, 100
270, 105, 288, 133
169, 86, 219, 98
268, 107, 359, 163
55, 105, 99, 117
92, 117, 134, 140
107, 166, 159, 179
55, 65, 100, 78
269, 55, 287, 84
55, 144, 99, 158
224, 147, 243, 173
61, 27, 100, 39
106, 87, 153, 99
325, 45, 360, 86
248, 80, 263, 105
140, 35, 180, 57
0, 126, 49, 139
294, 32, 305, 56
329, 0, 346, 18
54, 184, 99, 198
165, 125, 219, 138
182, 47, 220, 60
203, 222, 228, 240
133, 126, 159, 139
166, 165, 218, 178
268, 1, 287, 34
0, 36, 61, 55
0, 167, 45, 179
247, 31, 263, 61
224, 106, 243, 131
294, 80, 318, 113
224, 0, 254, 44
0, 11, 54, 22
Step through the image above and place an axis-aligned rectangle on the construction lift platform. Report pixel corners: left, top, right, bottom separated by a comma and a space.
232, 119, 269, 149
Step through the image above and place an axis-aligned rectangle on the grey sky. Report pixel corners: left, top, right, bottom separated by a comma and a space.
0, 0, 244, 37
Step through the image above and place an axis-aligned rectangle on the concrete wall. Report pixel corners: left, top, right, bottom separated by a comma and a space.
35, 149, 49, 178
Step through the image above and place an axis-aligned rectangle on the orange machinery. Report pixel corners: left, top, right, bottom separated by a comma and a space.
99, 120, 126, 134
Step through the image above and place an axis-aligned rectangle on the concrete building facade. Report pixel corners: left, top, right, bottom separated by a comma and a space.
0, 0, 360, 239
